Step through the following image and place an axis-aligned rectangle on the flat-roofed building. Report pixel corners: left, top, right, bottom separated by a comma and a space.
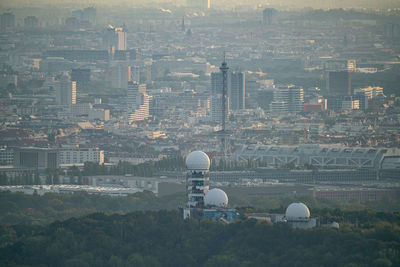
13, 147, 58, 170
59, 148, 104, 165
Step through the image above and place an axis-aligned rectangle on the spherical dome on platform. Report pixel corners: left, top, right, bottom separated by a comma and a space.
205, 188, 228, 208
285, 202, 310, 220
185, 151, 210, 170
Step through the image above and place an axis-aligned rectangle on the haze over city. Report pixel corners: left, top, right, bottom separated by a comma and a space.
0, 0, 399, 266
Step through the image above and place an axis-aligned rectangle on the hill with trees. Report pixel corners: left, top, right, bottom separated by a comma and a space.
0, 210, 399, 266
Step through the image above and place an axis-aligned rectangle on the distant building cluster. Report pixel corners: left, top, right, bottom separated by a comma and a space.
0, 5, 399, 202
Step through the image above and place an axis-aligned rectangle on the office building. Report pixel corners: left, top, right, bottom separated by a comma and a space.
354, 86, 384, 99
71, 68, 91, 89
263, 8, 277, 25
56, 76, 77, 105
13, 148, 58, 170
341, 96, 359, 111
59, 148, 104, 165
211, 71, 227, 124
186, 0, 210, 9
353, 92, 368, 110
1, 12, 15, 29
270, 85, 304, 114
127, 82, 149, 122
82, 7, 96, 25
0, 148, 14, 165
24, 16, 39, 27
104, 26, 127, 51
230, 72, 246, 110
111, 62, 130, 89
211, 68, 245, 123
327, 71, 352, 96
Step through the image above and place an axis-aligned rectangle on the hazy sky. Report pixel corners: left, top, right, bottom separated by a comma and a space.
0, 0, 399, 9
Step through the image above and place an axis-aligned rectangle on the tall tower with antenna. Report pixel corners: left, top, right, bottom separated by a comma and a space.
219, 53, 231, 158
220, 53, 229, 133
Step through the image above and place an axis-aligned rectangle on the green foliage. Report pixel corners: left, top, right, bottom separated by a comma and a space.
0, 190, 185, 225
0, 210, 399, 266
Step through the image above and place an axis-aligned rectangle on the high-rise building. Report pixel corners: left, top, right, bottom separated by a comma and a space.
1, 12, 15, 29
24, 16, 39, 27
71, 68, 90, 89
131, 65, 140, 83
82, 7, 96, 25
56, 76, 77, 105
104, 26, 127, 51
127, 82, 146, 112
111, 62, 130, 89
263, 8, 277, 25
211, 70, 246, 122
211, 72, 227, 124
230, 72, 246, 110
186, 0, 210, 9
127, 82, 149, 122
270, 85, 304, 114
353, 92, 369, 111
327, 71, 352, 96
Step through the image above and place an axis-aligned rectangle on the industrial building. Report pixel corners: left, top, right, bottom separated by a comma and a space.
232, 144, 396, 170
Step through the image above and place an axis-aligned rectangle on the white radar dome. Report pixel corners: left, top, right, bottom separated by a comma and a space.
204, 188, 228, 208
185, 151, 210, 170
285, 202, 310, 220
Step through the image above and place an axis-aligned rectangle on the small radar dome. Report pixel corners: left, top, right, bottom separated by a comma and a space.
185, 151, 210, 170
205, 188, 228, 208
285, 202, 310, 221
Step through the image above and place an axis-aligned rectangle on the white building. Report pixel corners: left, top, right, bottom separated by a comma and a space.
59, 148, 104, 165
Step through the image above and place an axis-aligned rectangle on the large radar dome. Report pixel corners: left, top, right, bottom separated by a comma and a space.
185, 151, 210, 170
204, 188, 228, 208
285, 202, 310, 220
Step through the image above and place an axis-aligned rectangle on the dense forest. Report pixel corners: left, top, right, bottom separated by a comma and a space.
0, 209, 399, 266
1, 190, 400, 226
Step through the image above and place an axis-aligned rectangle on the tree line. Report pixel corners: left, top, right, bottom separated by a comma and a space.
0, 209, 399, 266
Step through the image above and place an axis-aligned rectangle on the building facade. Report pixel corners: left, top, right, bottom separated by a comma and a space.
59, 148, 104, 165
270, 85, 304, 114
